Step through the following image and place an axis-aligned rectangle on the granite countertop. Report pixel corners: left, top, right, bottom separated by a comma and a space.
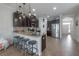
14, 31, 41, 37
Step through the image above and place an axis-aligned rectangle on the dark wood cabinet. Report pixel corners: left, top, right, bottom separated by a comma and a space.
47, 31, 52, 36
30, 20, 38, 27
41, 35, 46, 51
13, 11, 24, 27
13, 11, 38, 27
30, 15, 38, 27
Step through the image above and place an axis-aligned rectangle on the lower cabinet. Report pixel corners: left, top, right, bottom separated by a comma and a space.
41, 35, 46, 51
47, 31, 52, 36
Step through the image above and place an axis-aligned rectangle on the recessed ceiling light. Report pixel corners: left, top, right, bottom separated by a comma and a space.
32, 8, 36, 12
53, 7, 57, 10
47, 16, 50, 18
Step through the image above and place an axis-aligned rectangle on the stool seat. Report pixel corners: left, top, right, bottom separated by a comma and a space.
28, 40, 37, 45
19, 37, 24, 40
14, 36, 20, 38
24, 39, 29, 42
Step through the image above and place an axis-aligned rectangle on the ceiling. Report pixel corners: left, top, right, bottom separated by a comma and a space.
3, 3, 79, 20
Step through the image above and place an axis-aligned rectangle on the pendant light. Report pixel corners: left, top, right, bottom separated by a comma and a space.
18, 6, 22, 14
23, 3, 26, 14
22, 3, 26, 19
18, 5, 22, 20
28, 3, 32, 16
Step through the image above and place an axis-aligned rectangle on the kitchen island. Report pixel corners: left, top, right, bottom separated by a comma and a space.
13, 32, 42, 56
13, 17, 47, 56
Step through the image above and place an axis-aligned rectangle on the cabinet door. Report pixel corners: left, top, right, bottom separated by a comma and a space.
13, 12, 23, 27
41, 35, 46, 51
13, 12, 18, 27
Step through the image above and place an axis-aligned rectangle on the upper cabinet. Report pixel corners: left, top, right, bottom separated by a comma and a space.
30, 15, 38, 27
13, 11, 38, 27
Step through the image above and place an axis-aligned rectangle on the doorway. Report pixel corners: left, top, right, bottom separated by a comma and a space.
62, 17, 73, 39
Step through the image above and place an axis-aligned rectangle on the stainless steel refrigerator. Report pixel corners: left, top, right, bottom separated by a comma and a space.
51, 23, 60, 38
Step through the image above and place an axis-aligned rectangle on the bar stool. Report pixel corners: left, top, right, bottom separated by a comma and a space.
28, 40, 38, 56
17, 37, 24, 50
13, 36, 20, 48
22, 38, 30, 55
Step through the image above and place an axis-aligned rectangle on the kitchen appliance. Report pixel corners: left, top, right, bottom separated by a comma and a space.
51, 23, 60, 38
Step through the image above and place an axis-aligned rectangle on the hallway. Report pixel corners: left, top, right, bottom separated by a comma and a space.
43, 35, 79, 56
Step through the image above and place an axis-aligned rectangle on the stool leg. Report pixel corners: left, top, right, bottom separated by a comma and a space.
32, 45, 33, 56
25, 44, 28, 56
23, 43, 26, 56
24, 44, 26, 56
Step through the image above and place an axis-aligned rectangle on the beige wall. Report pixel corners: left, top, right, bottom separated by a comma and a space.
0, 4, 16, 38
74, 14, 79, 42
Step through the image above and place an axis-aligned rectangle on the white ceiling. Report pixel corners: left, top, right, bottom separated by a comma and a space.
3, 3, 79, 20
